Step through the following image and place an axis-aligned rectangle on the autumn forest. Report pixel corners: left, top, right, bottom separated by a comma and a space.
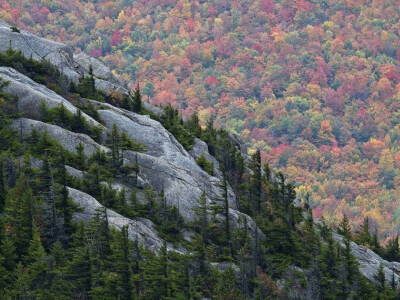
2, 0, 400, 240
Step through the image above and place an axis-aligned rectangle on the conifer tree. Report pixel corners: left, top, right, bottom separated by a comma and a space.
6, 176, 34, 258
57, 155, 75, 238
343, 237, 357, 285
17, 223, 48, 296
40, 154, 59, 248
185, 113, 202, 138
338, 214, 352, 240
132, 237, 142, 297
0, 157, 5, 213
75, 142, 86, 170
88, 64, 95, 94
112, 226, 133, 300
192, 191, 210, 274
69, 224, 92, 297
355, 217, 372, 246
374, 263, 386, 293
109, 123, 123, 172
250, 149, 262, 212
72, 109, 86, 133
211, 175, 232, 258
0, 216, 17, 292
133, 83, 142, 113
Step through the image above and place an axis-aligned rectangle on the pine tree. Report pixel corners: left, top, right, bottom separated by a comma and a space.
18, 223, 48, 296
132, 237, 142, 297
72, 109, 86, 133
75, 142, 86, 170
250, 150, 262, 213
57, 155, 75, 238
112, 226, 133, 300
337, 214, 352, 240
5, 176, 34, 258
40, 154, 59, 248
88, 64, 95, 94
132, 83, 142, 113
355, 217, 372, 246
69, 238, 92, 297
109, 123, 123, 172
83, 163, 102, 198
343, 237, 357, 285
374, 263, 386, 293
185, 113, 202, 138
0, 216, 17, 292
0, 157, 5, 213
211, 175, 232, 258
144, 241, 170, 298
192, 191, 210, 274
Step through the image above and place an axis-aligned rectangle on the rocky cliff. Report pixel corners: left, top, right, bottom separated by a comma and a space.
0, 21, 398, 287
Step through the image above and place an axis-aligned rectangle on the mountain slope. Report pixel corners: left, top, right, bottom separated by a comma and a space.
0, 22, 399, 299
3, 0, 400, 239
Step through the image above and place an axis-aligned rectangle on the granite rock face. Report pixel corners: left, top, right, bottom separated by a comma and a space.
332, 232, 400, 287
0, 67, 101, 128
11, 118, 108, 157
97, 108, 240, 219
73, 53, 121, 85
68, 187, 179, 253
0, 22, 80, 81
0, 22, 127, 95
189, 138, 222, 178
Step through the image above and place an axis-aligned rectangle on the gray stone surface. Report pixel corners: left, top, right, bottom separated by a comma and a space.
125, 150, 236, 220
189, 138, 222, 178
0, 22, 128, 96
142, 101, 164, 117
73, 52, 125, 88
68, 187, 178, 253
99, 109, 197, 169
97, 108, 243, 218
11, 118, 108, 157
0, 22, 80, 81
332, 232, 400, 286
66, 165, 85, 180
0, 67, 102, 128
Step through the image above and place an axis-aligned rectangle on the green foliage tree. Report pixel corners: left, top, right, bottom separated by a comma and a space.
196, 153, 214, 176
132, 83, 142, 113
337, 214, 352, 240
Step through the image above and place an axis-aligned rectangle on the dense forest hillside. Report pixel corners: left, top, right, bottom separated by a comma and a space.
1, 22, 400, 299
2, 0, 400, 239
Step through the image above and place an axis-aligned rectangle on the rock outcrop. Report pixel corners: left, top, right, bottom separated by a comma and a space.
332, 232, 400, 286
0, 22, 128, 95
2, 22, 400, 287
0, 22, 79, 81
0, 67, 102, 127
189, 138, 222, 178
68, 187, 183, 253
11, 118, 108, 157
97, 108, 240, 219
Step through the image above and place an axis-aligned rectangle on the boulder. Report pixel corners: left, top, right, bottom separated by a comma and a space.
66, 165, 85, 180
